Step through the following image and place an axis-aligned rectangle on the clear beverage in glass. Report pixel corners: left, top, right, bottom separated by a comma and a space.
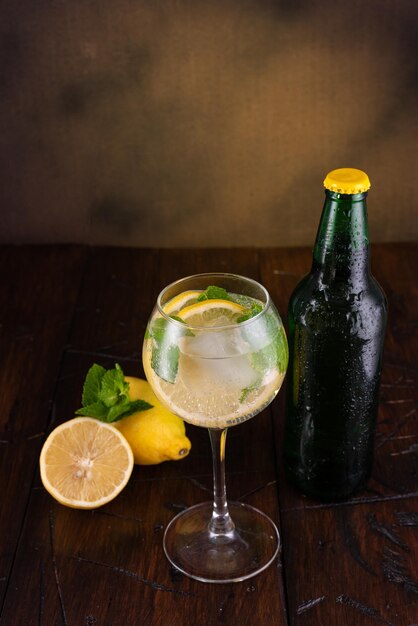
143, 273, 288, 583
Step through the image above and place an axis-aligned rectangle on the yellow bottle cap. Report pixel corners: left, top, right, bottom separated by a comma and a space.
323, 168, 371, 194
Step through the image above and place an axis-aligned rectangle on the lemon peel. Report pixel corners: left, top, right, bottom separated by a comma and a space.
114, 377, 191, 465
163, 290, 202, 315
177, 299, 247, 327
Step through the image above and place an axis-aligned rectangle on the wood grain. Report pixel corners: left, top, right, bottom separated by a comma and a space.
0, 244, 416, 626
281, 498, 418, 625
0, 245, 86, 610
1, 247, 288, 626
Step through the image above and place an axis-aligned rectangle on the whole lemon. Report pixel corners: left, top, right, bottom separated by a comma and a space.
114, 377, 191, 465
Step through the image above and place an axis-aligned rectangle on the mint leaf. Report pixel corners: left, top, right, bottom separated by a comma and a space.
169, 314, 185, 325
76, 363, 153, 423
81, 364, 106, 406
240, 377, 262, 403
147, 318, 168, 343
107, 399, 131, 422
146, 316, 192, 384
99, 364, 129, 407
252, 343, 278, 373
273, 324, 288, 373
151, 344, 180, 384
112, 399, 153, 421
249, 319, 288, 375
75, 401, 108, 419
197, 286, 231, 302
237, 302, 263, 323
238, 313, 288, 401
127, 399, 153, 413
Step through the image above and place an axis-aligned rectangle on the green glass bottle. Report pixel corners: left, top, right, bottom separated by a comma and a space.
284, 168, 387, 501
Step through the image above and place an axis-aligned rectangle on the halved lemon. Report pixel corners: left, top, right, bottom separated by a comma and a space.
39, 417, 134, 509
163, 290, 202, 315
177, 299, 248, 327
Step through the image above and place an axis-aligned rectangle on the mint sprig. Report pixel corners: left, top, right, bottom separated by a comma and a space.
75, 363, 153, 422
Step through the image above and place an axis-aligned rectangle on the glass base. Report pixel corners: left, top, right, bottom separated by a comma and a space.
163, 501, 280, 583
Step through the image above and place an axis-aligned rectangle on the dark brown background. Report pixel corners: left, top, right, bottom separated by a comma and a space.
1, 0, 417, 247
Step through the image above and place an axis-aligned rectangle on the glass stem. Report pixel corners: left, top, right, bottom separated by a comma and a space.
208, 428, 235, 536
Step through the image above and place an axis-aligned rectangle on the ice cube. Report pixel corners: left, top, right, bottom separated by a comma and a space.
180, 352, 259, 393
181, 329, 247, 358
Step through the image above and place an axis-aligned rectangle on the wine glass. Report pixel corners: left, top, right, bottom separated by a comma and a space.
143, 273, 288, 583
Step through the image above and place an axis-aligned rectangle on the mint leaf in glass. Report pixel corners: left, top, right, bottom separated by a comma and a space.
147, 317, 192, 383
197, 286, 231, 302
239, 377, 263, 403
151, 343, 180, 384
238, 312, 288, 400
236, 301, 263, 323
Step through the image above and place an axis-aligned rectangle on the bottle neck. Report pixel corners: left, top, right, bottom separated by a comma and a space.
312, 190, 371, 287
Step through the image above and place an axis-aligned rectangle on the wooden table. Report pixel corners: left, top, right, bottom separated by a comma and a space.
0, 244, 417, 626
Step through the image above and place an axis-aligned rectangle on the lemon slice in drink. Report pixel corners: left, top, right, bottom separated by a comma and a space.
177, 299, 247, 327
163, 290, 202, 315
39, 417, 134, 509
